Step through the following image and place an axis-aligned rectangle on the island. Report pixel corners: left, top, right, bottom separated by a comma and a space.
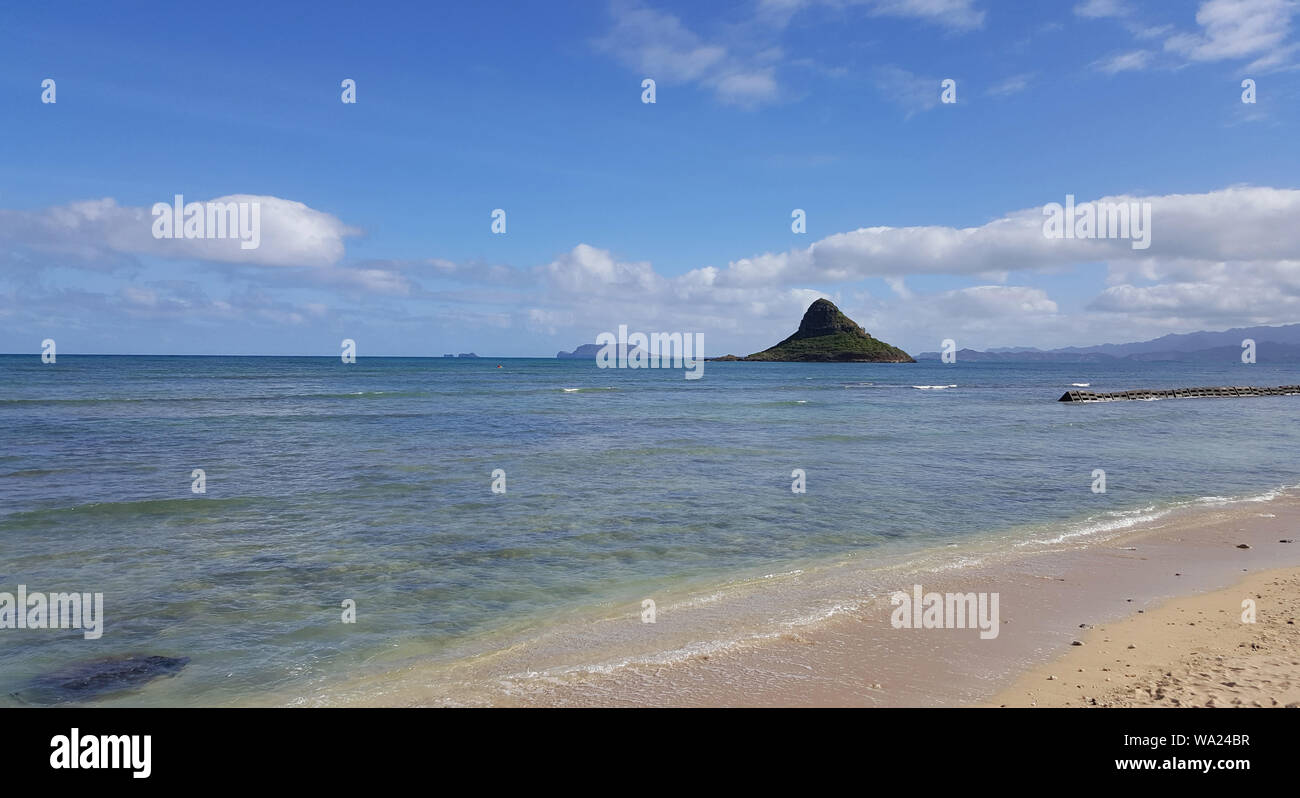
710, 298, 914, 362
557, 343, 650, 359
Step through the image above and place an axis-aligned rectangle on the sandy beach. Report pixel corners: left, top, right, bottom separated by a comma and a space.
313, 489, 1300, 707
991, 566, 1300, 707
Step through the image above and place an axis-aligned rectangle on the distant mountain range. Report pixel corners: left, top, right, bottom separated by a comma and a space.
915, 324, 1300, 363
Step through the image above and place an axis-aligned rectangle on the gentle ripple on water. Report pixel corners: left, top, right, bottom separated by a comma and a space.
1, 354, 1299, 705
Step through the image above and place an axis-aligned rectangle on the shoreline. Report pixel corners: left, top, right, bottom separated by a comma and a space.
308, 487, 1300, 707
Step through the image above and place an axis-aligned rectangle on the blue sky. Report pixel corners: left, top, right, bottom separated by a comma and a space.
3, 0, 1299, 356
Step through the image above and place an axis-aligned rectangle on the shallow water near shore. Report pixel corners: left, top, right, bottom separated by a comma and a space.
2, 354, 1299, 706
310, 487, 1300, 706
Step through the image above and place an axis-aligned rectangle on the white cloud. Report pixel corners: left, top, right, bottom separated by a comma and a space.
1075, 0, 1131, 19
8, 186, 1300, 354
594, 1, 780, 107
758, 0, 984, 30
526, 307, 577, 334
542, 243, 662, 295
867, 0, 985, 30
1165, 0, 1300, 69
1091, 49, 1155, 73
872, 65, 945, 115
883, 275, 913, 298
1128, 22, 1175, 40
330, 267, 412, 296
388, 186, 1300, 352
785, 187, 1300, 280
0, 195, 358, 268
756, 0, 810, 28
594, 0, 984, 109
986, 73, 1032, 96
712, 68, 780, 105
943, 284, 1058, 315
1089, 266, 1300, 322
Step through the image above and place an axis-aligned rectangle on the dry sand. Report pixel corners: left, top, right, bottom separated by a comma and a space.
311, 493, 1300, 707
991, 566, 1300, 708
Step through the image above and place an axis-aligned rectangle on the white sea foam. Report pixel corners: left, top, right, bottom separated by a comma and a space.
1071, 382, 1090, 387
913, 384, 957, 390
1016, 505, 1172, 546
501, 633, 782, 683
784, 600, 864, 627
664, 591, 727, 611
762, 569, 804, 579
343, 483, 1300, 705
930, 552, 992, 571
1016, 485, 1297, 547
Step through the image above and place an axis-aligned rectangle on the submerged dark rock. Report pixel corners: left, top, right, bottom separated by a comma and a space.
13, 654, 189, 705
711, 299, 914, 363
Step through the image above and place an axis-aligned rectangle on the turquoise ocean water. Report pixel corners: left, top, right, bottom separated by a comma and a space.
2, 354, 1298, 704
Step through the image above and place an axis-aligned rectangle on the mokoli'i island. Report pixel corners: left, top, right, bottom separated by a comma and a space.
711, 298, 914, 363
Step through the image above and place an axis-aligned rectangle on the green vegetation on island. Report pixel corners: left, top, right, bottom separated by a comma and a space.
712, 298, 914, 363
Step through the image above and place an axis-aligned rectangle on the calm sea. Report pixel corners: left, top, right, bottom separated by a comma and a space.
2, 354, 1298, 705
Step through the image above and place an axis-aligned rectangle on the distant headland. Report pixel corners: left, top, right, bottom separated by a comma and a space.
710, 299, 914, 363
556, 343, 650, 359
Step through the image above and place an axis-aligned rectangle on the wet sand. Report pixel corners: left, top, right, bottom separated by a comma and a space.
315, 492, 1300, 707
